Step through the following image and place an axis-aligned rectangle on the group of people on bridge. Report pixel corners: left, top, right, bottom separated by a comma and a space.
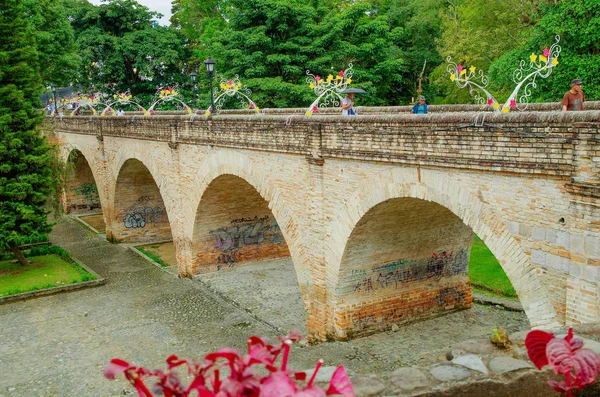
341, 78, 585, 115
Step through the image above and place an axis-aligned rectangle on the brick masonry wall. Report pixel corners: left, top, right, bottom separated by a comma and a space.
65, 151, 101, 214
47, 106, 600, 340
334, 197, 473, 338
111, 159, 172, 243
191, 174, 290, 273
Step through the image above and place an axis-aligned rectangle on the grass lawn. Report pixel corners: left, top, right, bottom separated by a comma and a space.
469, 235, 518, 299
0, 254, 96, 297
136, 246, 171, 267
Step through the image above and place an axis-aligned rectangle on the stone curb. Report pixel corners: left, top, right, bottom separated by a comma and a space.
126, 243, 179, 277
72, 213, 104, 234
472, 292, 523, 312
0, 257, 105, 305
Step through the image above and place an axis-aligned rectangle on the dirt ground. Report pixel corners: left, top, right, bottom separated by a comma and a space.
78, 214, 106, 233
136, 241, 177, 266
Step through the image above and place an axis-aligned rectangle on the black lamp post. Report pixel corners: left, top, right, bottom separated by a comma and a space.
203, 56, 216, 113
50, 84, 58, 115
190, 70, 197, 109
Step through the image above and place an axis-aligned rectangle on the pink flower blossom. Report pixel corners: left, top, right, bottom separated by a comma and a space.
487, 99, 493, 105
510, 99, 517, 108
339, 71, 345, 77
315, 76, 321, 81
312, 105, 318, 112
457, 65, 463, 73
543, 47, 550, 58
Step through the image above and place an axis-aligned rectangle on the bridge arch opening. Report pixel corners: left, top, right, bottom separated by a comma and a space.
334, 197, 521, 339
64, 149, 102, 215
191, 174, 306, 332
112, 158, 172, 243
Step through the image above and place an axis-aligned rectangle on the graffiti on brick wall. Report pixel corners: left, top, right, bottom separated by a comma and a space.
435, 286, 466, 308
346, 248, 469, 295
209, 215, 285, 270
70, 183, 101, 211
123, 197, 166, 228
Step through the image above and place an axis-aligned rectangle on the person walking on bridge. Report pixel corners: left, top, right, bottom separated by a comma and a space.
562, 79, 585, 111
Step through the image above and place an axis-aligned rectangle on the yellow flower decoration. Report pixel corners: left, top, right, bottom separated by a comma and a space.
529, 53, 537, 63
306, 110, 312, 116
493, 102, 500, 110
173, 91, 178, 96
469, 65, 476, 73
539, 55, 547, 63
309, 83, 315, 89
460, 69, 466, 75
326, 74, 333, 82
336, 75, 343, 80
255, 107, 259, 111
346, 78, 352, 85
144, 112, 150, 117
502, 106, 509, 113
552, 58, 559, 66
317, 80, 322, 84
450, 73, 456, 82
205, 111, 211, 117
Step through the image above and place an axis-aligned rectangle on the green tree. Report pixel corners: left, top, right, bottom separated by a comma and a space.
70, 0, 191, 98
0, 0, 59, 265
433, 0, 538, 103
24, 0, 80, 87
489, 0, 600, 102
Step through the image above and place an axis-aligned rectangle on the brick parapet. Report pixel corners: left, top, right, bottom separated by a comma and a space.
49, 110, 600, 181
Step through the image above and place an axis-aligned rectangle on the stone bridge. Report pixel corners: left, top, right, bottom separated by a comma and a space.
45, 103, 600, 341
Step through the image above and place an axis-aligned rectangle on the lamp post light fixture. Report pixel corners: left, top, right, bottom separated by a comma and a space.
50, 84, 58, 115
204, 55, 216, 114
190, 70, 197, 109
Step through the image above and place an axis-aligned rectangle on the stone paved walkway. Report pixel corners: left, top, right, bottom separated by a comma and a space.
0, 217, 530, 396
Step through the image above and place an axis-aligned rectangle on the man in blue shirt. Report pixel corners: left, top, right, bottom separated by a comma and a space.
411, 96, 428, 114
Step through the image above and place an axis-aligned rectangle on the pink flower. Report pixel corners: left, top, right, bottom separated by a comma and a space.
543, 47, 550, 57
457, 65, 463, 73
510, 99, 517, 108
487, 99, 493, 105
249, 103, 255, 109
312, 105, 318, 112
315, 76, 321, 81
339, 71, 345, 77
149, 109, 155, 115
228, 80, 233, 85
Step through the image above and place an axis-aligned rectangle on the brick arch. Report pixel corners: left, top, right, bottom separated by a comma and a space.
62, 146, 108, 214
110, 154, 175, 243
185, 150, 312, 304
327, 167, 560, 332
111, 148, 179, 230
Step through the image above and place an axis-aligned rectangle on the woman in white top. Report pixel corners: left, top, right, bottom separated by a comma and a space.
341, 93, 356, 115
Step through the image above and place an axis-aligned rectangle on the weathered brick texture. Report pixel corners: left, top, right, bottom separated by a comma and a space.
47, 104, 600, 340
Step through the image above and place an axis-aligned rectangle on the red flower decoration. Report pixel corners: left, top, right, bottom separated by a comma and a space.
339, 71, 345, 77
457, 65, 463, 73
487, 98, 493, 105
510, 99, 517, 108
315, 76, 321, 81
543, 47, 550, 58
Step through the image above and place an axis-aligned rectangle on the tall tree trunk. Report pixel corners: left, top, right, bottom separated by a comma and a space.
8, 242, 29, 266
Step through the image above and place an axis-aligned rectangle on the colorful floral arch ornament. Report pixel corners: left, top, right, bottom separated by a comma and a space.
305, 64, 354, 116
147, 87, 192, 116
204, 75, 260, 117
64, 93, 108, 116
447, 35, 561, 112
100, 91, 147, 117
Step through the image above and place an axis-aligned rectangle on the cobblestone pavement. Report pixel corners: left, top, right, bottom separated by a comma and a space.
0, 217, 530, 396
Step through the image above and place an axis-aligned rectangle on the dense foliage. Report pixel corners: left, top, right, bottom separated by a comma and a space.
0, 0, 59, 265
13, 0, 600, 108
